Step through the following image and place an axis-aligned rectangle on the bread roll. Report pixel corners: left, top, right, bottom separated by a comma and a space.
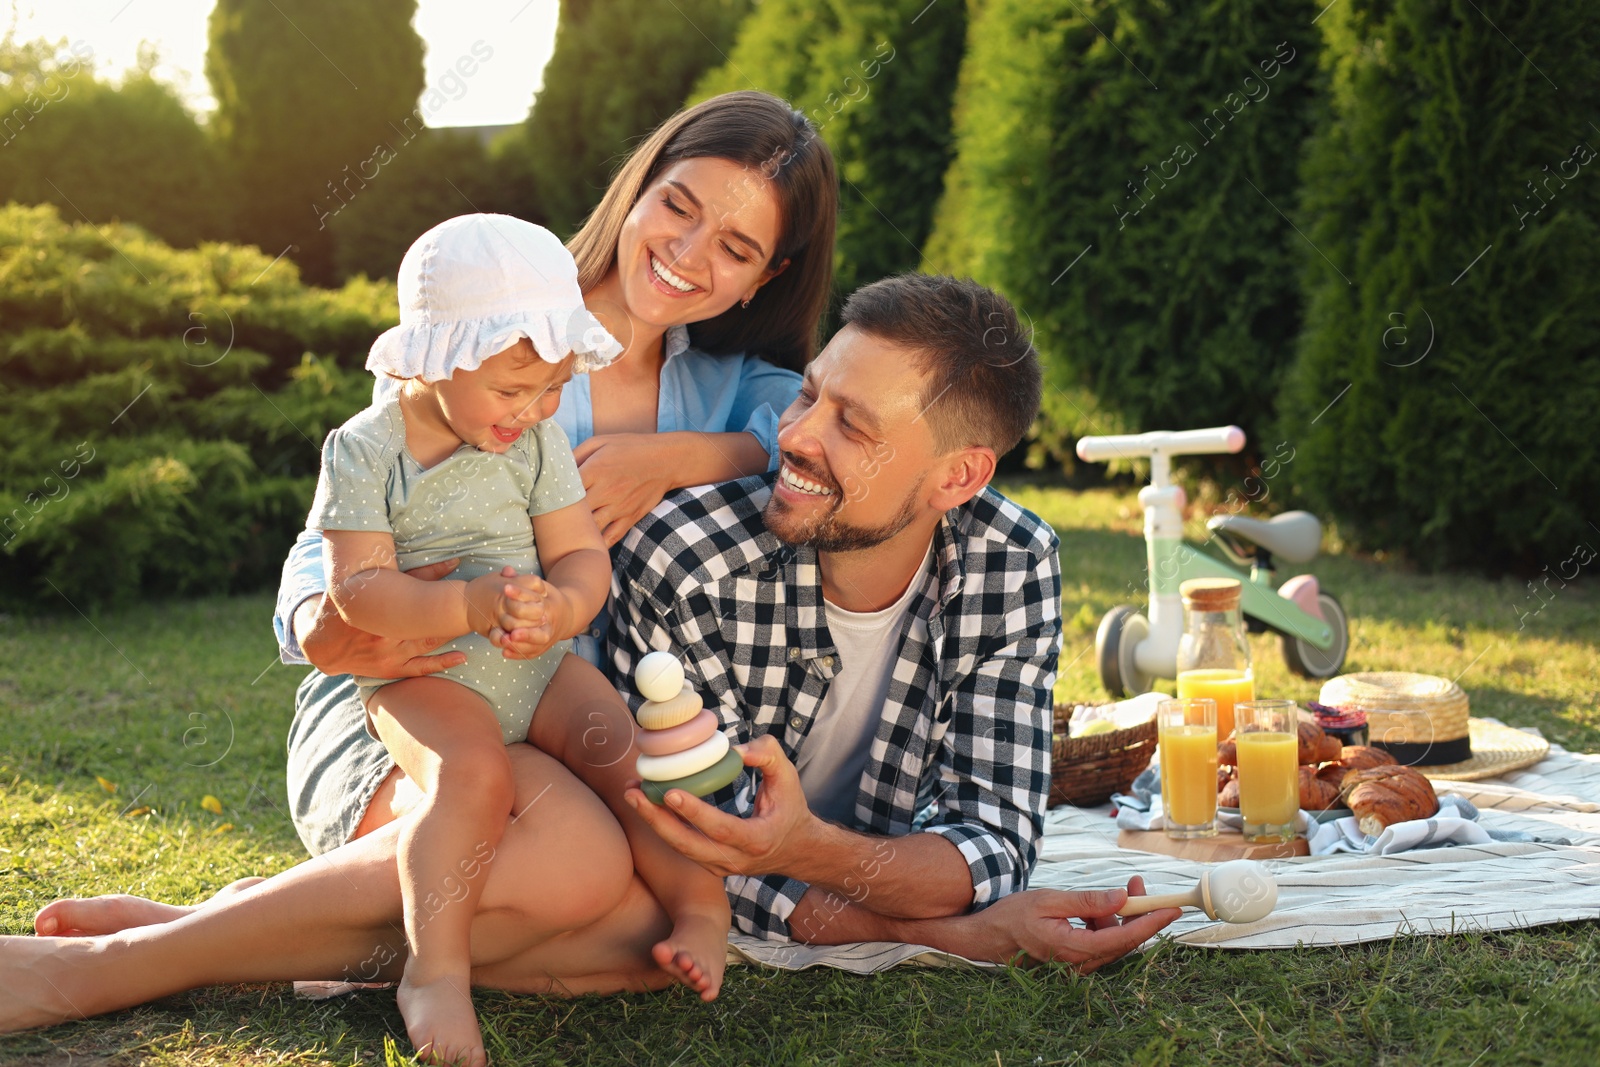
1338, 765, 1439, 836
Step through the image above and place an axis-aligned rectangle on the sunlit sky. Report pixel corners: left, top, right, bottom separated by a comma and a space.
3, 0, 562, 127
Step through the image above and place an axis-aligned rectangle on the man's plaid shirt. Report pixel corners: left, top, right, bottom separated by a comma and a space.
607, 472, 1061, 941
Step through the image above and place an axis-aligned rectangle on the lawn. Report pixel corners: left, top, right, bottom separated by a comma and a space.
2, 483, 1598, 1066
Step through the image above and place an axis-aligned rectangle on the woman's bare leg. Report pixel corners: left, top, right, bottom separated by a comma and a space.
0, 745, 645, 1034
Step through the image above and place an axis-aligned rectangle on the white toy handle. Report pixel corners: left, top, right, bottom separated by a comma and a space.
1076, 425, 1246, 464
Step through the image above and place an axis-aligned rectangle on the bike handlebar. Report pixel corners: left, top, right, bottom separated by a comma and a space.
1075, 425, 1246, 463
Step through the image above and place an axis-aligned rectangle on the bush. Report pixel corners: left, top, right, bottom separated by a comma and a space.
924, 0, 1321, 470
0, 205, 388, 609
502, 0, 752, 237
1280, 0, 1600, 571
0, 40, 228, 247
691, 0, 966, 303
327, 128, 507, 283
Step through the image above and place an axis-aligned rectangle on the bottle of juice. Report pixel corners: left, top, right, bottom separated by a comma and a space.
1175, 578, 1253, 742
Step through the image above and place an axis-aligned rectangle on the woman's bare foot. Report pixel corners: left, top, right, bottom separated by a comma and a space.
651, 912, 727, 1002
0, 936, 97, 1033
33, 878, 266, 937
396, 958, 485, 1067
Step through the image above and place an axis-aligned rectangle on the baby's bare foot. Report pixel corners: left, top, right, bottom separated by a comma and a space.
397, 960, 485, 1067
651, 913, 728, 1002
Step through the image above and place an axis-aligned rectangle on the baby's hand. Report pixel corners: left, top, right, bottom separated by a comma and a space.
493, 573, 570, 659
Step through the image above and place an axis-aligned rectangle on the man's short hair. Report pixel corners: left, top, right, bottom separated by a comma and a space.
839, 274, 1042, 456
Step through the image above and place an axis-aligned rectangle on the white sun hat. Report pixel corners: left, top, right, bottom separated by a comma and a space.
366, 213, 623, 381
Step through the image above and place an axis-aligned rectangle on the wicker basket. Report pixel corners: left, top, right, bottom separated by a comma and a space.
1049, 701, 1159, 808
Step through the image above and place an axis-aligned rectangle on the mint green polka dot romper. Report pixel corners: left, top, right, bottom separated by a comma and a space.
307, 397, 586, 744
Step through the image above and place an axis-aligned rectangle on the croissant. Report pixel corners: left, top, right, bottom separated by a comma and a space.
1298, 765, 1342, 810
1218, 738, 1238, 766
1337, 745, 1397, 771
1339, 765, 1439, 836
1315, 746, 1399, 791
1297, 721, 1329, 765
1218, 776, 1241, 808
1317, 734, 1343, 763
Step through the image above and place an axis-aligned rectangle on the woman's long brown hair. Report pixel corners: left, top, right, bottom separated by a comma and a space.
567, 90, 838, 373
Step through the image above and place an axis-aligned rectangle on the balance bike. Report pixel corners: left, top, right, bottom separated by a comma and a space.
1076, 425, 1350, 697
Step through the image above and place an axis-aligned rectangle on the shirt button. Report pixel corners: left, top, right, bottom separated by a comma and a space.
788, 648, 800, 661
789, 716, 804, 730
590, 627, 602, 638
821, 655, 835, 668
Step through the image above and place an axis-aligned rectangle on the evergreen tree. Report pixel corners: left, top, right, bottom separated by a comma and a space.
503, 0, 752, 238
691, 0, 966, 299
924, 0, 1321, 466
206, 0, 426, 285
1280, 0, 1600, 570
0, 40, 227, 247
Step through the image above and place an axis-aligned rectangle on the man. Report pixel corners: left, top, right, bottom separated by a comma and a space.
610, 273, 1175, 957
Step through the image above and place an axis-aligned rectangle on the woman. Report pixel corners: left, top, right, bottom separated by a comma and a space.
3, 90, 838, 1036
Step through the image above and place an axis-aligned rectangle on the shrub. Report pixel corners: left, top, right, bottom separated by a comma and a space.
0, 40, 228, 247
0, 205, 389, 609
1280, 0, 1600, 571
924, 0, 1321, 470
501, 0, 752, 237
691, 0, 966, 302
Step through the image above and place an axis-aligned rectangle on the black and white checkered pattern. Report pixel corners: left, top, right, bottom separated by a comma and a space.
608, 473, 1061, 941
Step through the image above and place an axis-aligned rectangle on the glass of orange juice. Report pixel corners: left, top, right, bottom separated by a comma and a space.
1234, 699, 1299, 843
1157, 698, 1217, 839
1176, 668, 1254, 743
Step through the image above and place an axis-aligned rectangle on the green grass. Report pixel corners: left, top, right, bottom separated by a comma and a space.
3, 483, 1599, 1066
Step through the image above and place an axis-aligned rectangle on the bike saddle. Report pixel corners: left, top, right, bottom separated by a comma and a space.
1206, 510, 1323, 564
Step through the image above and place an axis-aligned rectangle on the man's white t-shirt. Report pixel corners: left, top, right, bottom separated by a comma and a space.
796, 542, 934, 824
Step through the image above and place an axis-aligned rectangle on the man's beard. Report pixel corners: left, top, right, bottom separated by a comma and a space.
764, 477, 922, 553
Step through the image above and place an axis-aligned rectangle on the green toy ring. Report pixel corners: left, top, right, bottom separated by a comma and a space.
642, 748, 744, 805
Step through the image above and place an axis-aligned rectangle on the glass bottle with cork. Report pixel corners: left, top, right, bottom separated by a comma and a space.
1175, 577, 1254, 742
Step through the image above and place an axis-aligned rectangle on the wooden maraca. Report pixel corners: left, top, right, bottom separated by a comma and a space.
1116, 859, 1278, 924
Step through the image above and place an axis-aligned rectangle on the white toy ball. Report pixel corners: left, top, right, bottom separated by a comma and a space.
636, 651, 686, 703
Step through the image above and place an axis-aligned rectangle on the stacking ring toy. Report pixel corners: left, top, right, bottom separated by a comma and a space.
636, 650, 686, 703
643, 747, 745, 805
636, 731, 729, 782
635, 708, 718, 756
636, 683, 703, 730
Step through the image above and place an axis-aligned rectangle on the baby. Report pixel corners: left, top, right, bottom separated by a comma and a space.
310, 214, 726, 1066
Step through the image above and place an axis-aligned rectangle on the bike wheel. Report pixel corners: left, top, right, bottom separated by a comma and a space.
1282, 592, 1349, 679
1096, 604, 1153, 697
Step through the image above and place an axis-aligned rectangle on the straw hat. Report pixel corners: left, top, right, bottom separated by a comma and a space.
367, 213, 622, 382
1318, 671, 1548, 781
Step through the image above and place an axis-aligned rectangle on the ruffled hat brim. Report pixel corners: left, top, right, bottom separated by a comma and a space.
366, 307, 622, 381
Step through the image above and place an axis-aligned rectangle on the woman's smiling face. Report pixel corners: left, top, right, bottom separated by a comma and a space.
612, 156, 787, 331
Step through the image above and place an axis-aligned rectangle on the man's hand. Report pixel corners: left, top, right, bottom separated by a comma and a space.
573, 434, 675, 548
623, 735, 819, 879
295, 557, 466, 678
970, 878, 1181, 973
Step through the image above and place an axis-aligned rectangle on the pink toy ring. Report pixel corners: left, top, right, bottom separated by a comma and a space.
635, 708, 719, 756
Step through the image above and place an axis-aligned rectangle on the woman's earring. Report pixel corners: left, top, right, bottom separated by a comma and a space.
741, 296, 753, 309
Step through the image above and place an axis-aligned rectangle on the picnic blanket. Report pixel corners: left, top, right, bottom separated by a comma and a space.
727, 725, 1600, 972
